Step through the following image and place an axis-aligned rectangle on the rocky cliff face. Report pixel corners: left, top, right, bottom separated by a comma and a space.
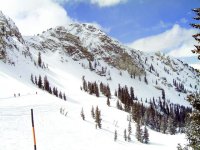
26, 23, 145, 76
0, 11, 31, 63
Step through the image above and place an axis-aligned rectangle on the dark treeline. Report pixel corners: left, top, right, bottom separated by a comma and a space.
99, 82, 111, 98
82, 76, 111, 98
115, 85, 136, 112
116, 84, 192, 134
81, 77, 191, 134
31, 74, 66, 100
173, 79, 187, 93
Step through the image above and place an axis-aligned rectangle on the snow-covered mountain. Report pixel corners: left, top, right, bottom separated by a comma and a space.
0, 11, 198, 150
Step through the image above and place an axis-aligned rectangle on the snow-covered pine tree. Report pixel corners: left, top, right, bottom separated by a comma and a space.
91, 106, 95, 119
124, 129, 127, 141
95, 106, 102, 129
106, 84, 111, 98
127, 121, 132, 141
82, 77, 87, 91
89, 61, 93, 71
107, 97, 110, 107
81, 108, 85, 120
31, 74, 34, 84
128, 121, 132, 135
114, 130, 117, 141
186, 93, 200, 149
44, 76, 50, 92
94, 82, 99, 97
63, 93, 67, 101
167, 117, 176, 135
130, 87, 134, 100
161, 89, 165, 100
136, 121, 143, 142
160, 116, 168, 134
38, 52, 42, 67
144, 75, 148, 84
127, 133, 131, 142
34, 76, 38, 85
143, 126, 149, 144
38, 75, 43, 89
59, 91, 63, 99
190, 8, 200, 59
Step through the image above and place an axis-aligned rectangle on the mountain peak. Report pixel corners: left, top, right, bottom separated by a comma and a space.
0, 11, 23, 43
67, 23, 104, 34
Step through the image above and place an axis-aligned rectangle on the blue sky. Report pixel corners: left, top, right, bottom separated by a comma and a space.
64, 0, 200, 43
0, 0, 199, 68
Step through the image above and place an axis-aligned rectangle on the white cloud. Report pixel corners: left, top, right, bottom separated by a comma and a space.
128, 24, 197, 58
90, 0, 127, 7
0, 0, 72, 35
0, 0, 112, 35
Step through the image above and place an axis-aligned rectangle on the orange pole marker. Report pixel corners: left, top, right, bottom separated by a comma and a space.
31, 109, 37, 150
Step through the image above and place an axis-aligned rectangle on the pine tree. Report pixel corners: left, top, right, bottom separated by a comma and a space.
131, 103, 140, 122
91, 106, 95, 119
95, 106, 102, 129
124, 129, 127, 141
128, 121, 132, 135
143, 126, 149, 144
94, 82, 99, 97
31, 74, 34, 84
136, 121, 143, 142
167, 117, 176, 135
38, 52, 42, 67
83, 78, 88, 91
114, 130, 117, 141
107, 97, 110, 107
38, 75, 43, 89
106, 85, 111, 98
49, 87, 52, 94
59, 91, 63, 99
89, 61, 93, 71
35, 76, 38, 85
63, 93, 67, 101
162, 89, 165, 100
160, 117, 168, 134
144, 75, 148, 84
130, 87, 134, 100
186, 93, 200, 149
127, 121, 132, 141
44, 76, 50, 92
127, 133, 131, 142
81, 108, 85, 120
190, 8, 200, 59
53, 87, 58, 97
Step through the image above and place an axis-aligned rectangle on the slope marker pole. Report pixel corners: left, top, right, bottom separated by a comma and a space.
31, 109, 37, 150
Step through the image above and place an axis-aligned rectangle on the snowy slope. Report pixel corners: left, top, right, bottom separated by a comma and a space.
0, 11, 197, 150
0, 61, 187, 150
24, 22, 200, 105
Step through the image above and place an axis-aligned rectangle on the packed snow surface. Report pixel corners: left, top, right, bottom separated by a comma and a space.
0, 59, 188, 150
